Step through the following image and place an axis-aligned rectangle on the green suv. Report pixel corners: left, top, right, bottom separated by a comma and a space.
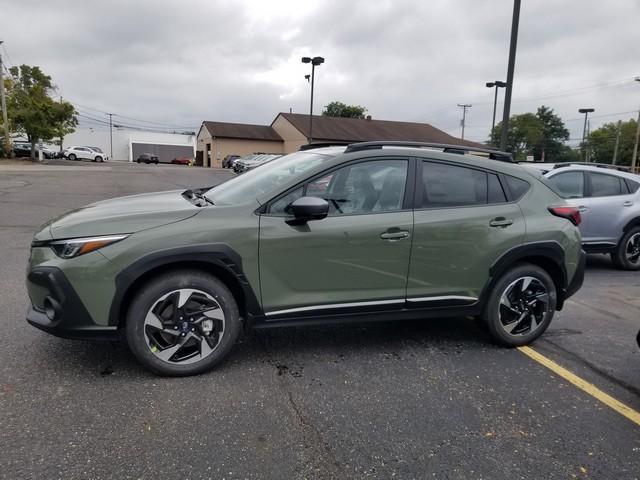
26, 142, 585, 376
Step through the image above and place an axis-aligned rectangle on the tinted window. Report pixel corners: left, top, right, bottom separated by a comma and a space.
590, 173, 623, 197
625, 178, 640, 193
488, 174, 507, 204
269, 187, 303, 215
505, 175, 530, 201
549, 171, 584, 198
421, 162, 492, 208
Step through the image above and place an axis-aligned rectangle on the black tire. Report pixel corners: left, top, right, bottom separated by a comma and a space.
611, 226, 640, 271
136, 159, 141, 163
95, 156, 103, 163
125, 270, 241, 376
483, 263, 556, 347
68, 154, 77, 161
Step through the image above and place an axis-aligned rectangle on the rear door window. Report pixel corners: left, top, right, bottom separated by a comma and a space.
421, 162, 506, 208
590, 172, 624, 197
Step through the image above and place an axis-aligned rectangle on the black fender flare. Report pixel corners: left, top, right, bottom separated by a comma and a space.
108, 243, 262, 326
481, 241, 569, 310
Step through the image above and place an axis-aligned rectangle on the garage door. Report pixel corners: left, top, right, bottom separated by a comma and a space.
132, 143, 194, 164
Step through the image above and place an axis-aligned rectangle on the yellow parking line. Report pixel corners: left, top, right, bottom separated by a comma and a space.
517, 345, 640, 427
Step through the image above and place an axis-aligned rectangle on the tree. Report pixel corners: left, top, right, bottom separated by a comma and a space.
51, 100, 78, 152
533, 105, 570, 161
588, 119, 638, 166
489, 105, 570, 161
322, 101, 367, 119
6, 65, 76, 158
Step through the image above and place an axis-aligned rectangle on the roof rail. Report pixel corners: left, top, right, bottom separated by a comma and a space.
553, 162, 630, 172
343, 141, 514, 162
299, 142, 352, 151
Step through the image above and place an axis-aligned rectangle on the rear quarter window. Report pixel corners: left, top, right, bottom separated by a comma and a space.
624, 178, 640, 194
504, 175, 530, 201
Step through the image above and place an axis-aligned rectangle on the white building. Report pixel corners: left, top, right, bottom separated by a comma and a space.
61, 126, 196, 162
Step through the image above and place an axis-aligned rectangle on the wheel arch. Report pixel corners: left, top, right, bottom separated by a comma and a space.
109, 244, 262, 328
622, 216, 640, 234
485, 241, 568, 310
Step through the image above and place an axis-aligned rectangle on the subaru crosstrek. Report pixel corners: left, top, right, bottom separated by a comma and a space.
26, 142, 585, 376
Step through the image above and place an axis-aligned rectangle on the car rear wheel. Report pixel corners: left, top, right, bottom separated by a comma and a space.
125, 270, 241, 376
611, 227, 640, 271
68, 154, 77, 161
483, 263, 556, 347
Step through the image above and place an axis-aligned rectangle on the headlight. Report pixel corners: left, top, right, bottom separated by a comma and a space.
49, 235, 128, 259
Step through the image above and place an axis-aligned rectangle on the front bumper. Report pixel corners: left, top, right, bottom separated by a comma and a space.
26, 267, 118, 341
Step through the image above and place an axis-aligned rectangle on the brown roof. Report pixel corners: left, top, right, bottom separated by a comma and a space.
203, 121, 282, 141
275, 112, 483, 147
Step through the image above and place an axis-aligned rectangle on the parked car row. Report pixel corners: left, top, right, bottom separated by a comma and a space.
13, 142, 59, 159
233, 154, 282, 174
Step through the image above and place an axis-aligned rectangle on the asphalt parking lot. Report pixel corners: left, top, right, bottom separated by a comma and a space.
1, 160, 639, 479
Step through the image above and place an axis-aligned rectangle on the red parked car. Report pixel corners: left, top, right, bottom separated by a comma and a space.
171, 157, 192, 165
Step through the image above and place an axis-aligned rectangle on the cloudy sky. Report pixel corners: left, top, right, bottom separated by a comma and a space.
2, 0, 639, 143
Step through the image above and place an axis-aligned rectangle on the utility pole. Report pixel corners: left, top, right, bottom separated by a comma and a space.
0, 41, 11, 157
632, 109, 640, 173
612, 120, 622, 165
457, 104, 472, 140
632, 77, 640, 173
499, 0, 521, 151
108, 113, 113, 160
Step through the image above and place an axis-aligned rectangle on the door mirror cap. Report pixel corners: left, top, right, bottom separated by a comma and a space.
286, 196, 329, 225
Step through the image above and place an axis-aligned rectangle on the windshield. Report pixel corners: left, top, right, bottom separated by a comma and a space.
208, 151, 334, 205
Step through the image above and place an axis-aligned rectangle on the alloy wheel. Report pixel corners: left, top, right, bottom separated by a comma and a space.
625, 233, 640, 265
143, 288, 225, 365
498, 276, 550, 337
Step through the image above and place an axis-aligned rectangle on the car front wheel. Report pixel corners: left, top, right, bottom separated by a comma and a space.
125, 270, 241, 376
483, 263, 556, 347
611, 227, 640, 271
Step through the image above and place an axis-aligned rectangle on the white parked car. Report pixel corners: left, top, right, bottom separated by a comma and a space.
63, 146, 108, 162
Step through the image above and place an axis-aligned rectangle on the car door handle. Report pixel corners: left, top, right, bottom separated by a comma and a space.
623, 201, 634, 207
380, 230, 410, 241
578, 205, 589, 213
489, 217, 513, 228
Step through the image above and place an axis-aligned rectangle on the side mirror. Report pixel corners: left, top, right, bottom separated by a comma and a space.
286, 196, 329, 225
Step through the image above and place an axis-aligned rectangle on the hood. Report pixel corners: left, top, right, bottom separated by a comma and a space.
37, 190, 201, 240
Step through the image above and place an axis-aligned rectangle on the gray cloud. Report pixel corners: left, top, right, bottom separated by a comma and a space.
1, 0, 638, 142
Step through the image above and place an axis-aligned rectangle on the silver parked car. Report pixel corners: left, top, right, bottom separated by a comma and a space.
524, 162, 640, 270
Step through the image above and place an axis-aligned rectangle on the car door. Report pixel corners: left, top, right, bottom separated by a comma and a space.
407, 159, 525, 304
258, 157, 414, 315
546, 170, 589, 239
584, 171, 636, 244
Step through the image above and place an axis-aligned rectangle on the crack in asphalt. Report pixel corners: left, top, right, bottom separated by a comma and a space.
252, 331, 343, 479
538, 337, 640, 398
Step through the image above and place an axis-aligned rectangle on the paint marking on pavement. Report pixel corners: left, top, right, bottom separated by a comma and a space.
518, 345, 640, 427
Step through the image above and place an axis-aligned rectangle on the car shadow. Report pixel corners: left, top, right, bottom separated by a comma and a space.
29, 316, 496, 379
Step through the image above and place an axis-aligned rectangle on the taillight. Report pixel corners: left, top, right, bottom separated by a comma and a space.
548, 206, 581, 226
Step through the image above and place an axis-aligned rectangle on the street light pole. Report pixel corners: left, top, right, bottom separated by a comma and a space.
457, 103, 472, 140
578, 108, 594, 162
301, 56, 324, 143
499, 0, 521, 151
486, 81, 507, 143
0, 41, 11, 157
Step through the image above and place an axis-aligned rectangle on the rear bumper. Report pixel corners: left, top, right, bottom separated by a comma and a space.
562, 249, 586, 304
26, 267, 118, 341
